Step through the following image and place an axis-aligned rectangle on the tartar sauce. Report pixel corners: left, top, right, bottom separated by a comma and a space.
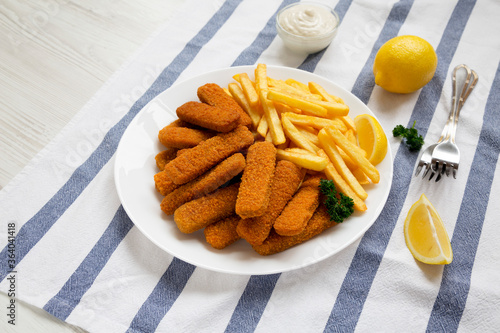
278, 3, 337, 37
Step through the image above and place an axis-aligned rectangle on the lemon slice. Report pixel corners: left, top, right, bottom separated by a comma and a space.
404, 194, 453, 265
354, 114, 388, 165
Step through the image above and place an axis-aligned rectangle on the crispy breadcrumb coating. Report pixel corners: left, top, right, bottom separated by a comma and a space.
158, 126, 215, 149
164, 126, 254, 185
197, 83, 252, 128
161, 153, 245, 215
176, 101, 240, 133
253, 204, 336, 255
235, 141, 276, 219
273, 180, 321, 236
236, 160, 303, 246
155, 148, 178, 171
204, 215, 241, 249
174, 183, 240, 234
154, 170, 179, 196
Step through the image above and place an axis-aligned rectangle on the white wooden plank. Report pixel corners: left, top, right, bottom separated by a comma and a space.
0, 1, 186, 332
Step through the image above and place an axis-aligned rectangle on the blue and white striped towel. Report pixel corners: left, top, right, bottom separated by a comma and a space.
1, 0, 500, 331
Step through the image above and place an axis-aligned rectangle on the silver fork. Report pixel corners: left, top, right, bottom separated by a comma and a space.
414, 105, 454, 180
429, 64, 478, 181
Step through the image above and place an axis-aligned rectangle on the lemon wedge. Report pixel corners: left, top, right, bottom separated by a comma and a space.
404, 194, 453, 265
354, 114, 388, 165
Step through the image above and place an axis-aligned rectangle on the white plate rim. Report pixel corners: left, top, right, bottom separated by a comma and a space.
114, 65, 393, 275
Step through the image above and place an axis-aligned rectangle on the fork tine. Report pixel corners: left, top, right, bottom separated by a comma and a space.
415, 164, 423, 176
441, 162, 447, 175
435, 172, 442, 182
422, 164, 432, 178
444, 163, 451, 177
432, 161, 439, 173
435, 162, 446, 175
452, 165, 458, 179
428, 170, 436, 181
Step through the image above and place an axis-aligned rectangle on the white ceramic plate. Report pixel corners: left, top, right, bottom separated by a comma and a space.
114, 65, 393, 275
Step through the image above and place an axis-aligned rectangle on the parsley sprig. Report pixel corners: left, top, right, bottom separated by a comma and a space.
319, 179, 354, 223
393, 120, 424, 151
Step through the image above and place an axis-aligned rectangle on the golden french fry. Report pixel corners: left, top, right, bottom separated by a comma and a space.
292, 82, 348, 117
315, 100, 349, 117
285, 78, 310, 92
341, 115, 357, 133
259, 90, 286, 145
329, 93, 345, 104
337, 128, 366, 169
267, 76, 280, 88
265, 130, 273, 142
274, 102, 301, 115
256, 113, 268, 138
223, 87, 231, 96
325, 127, 380, 183
325, 126, 365, 157
339, 128, 368, 182
308, 81, 346, 103
267, 90, 328, 117
307, 81, 346, 104
345, 128, 356, 144
297, 124, 318, 134
255, 63, 268, 94
269, 78, 322, 100
352, 167, 370, 185
281, 147, 311, 155
337, 148, 358, 170
282, 112, 347, 132
296, 125, 320, 146
228, 82, 262, 128
239, 73, 259, 107
336, 128, 362, 169
308, 82, 332, 101
317, 150, 367, 211
341, 147, 360, 168
318, 129, 368, 200
281, 115, 319, 153
276, 148, 328, 171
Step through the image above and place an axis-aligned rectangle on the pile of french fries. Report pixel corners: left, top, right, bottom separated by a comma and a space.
225, 64, 383, 212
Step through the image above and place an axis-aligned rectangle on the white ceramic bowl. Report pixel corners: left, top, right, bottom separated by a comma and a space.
276, 2, 340, 54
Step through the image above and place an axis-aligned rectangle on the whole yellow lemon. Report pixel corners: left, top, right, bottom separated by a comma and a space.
373, 35, 438, 94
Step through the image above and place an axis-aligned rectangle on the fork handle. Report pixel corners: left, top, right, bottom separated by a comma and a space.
445, 64, 478, 143
437, 90, 457, 143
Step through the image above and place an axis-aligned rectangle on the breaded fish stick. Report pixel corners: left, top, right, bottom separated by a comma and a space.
176, 101, 240, 133
164, 126, 254, 185
273, 176, 321, 236
198, 83, 252, 128
158, 126, 214, 149
253, 205, 336, 255
161, 153, 245, 215
204, 215, 241, 249
176, 148, 190, 156
154, 170, 179, 196
236, 160, 303, 246
167, 118, 196, 128
235, 141, 276, 219
174, 183, 240, 234
155, 148, 178, 171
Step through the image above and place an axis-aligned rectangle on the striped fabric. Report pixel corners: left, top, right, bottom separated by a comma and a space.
1, 0, 500, 331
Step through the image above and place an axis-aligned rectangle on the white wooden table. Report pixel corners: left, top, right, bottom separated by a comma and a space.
0, 1, 185, 331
